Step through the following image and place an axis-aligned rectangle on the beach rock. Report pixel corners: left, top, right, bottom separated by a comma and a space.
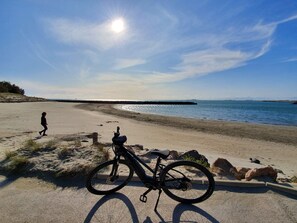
233, 167, 251, 180
141, 149, 160, 158
245, 166, 277, 181
134, 144, 144, 150
179, 150, 209, 167
250, 158, 261, 164
168, 150, 179, 160
210, 158, 237, 177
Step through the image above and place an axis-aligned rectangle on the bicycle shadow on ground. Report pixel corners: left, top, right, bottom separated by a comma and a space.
84, 191, 219, 223
152, 203, 219, 223
84, 193, 139, 223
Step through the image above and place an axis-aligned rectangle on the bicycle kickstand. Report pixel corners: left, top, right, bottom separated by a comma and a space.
154, 189, 162, 212
140, 188, 152, 203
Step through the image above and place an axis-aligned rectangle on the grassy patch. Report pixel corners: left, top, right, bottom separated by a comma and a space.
23, 139, 41, 152
58, 146, 73, 159
4, 150, 18, 159
45, 139, 58, 149
93, 143, 110, 163
74, 139, 82, 147
5, 156, 29, 172
182, 155, 210, 168
55, 163, 95, 178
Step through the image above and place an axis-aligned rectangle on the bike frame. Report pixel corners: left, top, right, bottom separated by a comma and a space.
113, 144, 165, 188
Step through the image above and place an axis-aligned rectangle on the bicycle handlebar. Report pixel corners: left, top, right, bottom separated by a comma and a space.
113, 126, 127, 145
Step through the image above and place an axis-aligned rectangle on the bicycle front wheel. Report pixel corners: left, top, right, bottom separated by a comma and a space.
160, 161, 215, 203
86, 159, 134, 195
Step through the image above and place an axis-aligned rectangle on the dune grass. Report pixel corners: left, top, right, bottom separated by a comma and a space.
4, 155, 29, 172
4, 150, 18, 159
23, 139, 42, 152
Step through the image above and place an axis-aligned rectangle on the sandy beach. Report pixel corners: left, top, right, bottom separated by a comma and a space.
0, 101, 296, 179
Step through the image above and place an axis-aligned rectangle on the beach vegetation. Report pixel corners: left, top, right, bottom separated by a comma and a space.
74, 139, 82, 147
45, 139, 58, 149
23, 139, 42, 152
93, 143, 110, 163
55, 163, 95, 178
0, 81, 25, 95
58, 146, 73, 159
182, 155, 210, 168
5, 155, 29, 172
4, 150, 18, 159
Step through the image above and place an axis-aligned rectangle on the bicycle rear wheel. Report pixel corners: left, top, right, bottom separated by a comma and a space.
86, 159, 134, 195
160, 161, 215, 203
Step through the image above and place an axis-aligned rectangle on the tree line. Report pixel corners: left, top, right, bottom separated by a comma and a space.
0, 81, 25, 95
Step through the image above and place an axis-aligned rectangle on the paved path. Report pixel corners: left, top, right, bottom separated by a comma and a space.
0, 176, 296, 223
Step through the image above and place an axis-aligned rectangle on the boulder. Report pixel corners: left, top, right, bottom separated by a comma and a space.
168, 150, 179, 160
245, 166, 277, 181
210, 158, 236, 175
232, 167, 251, 180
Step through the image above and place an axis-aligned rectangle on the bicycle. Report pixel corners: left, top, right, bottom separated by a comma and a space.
86, 127, 215, 211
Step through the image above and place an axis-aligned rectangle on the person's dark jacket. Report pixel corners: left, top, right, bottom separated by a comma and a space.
41, 116, 47, 126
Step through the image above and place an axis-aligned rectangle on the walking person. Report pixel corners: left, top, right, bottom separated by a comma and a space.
39, 112, 48, 136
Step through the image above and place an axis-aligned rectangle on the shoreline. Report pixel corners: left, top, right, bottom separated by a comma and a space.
76, 104, 297, 146
117, 104, 297, 127
0, 102, 296, 179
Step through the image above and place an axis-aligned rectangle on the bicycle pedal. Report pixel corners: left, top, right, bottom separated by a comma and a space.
139, 195, 147, 203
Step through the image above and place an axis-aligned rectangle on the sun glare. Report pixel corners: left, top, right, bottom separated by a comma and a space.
111, 18, 125, 33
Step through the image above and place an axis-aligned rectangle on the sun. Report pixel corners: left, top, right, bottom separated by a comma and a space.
111, 18, 125, 33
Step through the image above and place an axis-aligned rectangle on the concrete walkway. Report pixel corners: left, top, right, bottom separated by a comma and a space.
0, 176, 296, 223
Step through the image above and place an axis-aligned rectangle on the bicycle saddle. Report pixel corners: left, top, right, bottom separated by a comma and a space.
112, 135, 127, 145
151, 150, 170, 159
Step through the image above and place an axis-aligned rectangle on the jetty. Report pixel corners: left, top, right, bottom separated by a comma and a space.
50, 99, 197, 105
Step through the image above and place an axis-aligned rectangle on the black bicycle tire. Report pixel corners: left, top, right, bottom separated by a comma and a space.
86, 159, 134, 195
160, 160, 215, 203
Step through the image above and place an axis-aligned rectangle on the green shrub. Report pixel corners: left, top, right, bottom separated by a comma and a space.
0, 81, 25, 95
182, 155, 210, 168
5, 156, 28, 172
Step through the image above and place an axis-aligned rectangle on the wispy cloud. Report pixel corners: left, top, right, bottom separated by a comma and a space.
21, 31, 59, 71
283, 57, 297, 63
44, 12, 297, 86
17, 79, 177, 100
113, 58, 146, 70
45, 18, 132, 51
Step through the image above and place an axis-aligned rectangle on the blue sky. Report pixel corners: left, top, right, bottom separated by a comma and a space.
1, 0, 297, 100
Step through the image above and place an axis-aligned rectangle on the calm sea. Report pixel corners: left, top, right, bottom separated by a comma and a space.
120, 100, 297, 126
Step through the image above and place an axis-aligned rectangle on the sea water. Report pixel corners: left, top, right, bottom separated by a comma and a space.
120, 100, 297, 126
